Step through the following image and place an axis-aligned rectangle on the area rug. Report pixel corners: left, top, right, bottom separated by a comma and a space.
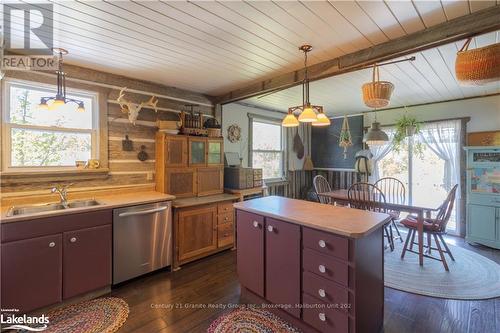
43, 297, 129, 333
208, 307, 301, 333
385, 243, 500, 299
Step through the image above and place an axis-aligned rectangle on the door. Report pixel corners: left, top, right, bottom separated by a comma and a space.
177, 205, 217, 262
1, 234, 62, 313
165, 168, 197, 197
236, 210, 265, 297
468, 204, 496, 241
189, 137, 207, 166
63, 225, 112, 298
197, 167, 223, 196
265, 218, 301, 318
166, 136, 188, 167
207, 139, 223, 166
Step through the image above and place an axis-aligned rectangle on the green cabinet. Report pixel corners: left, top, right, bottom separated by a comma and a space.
467, 204, 497, 241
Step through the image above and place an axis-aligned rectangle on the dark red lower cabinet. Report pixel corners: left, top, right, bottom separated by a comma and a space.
1, 234, 62, 313
265, 218, 301, 318
63, 225, 112, 299
236, 211, 265, 297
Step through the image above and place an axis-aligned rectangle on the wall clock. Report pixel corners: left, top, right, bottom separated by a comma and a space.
227, 124, 242, 143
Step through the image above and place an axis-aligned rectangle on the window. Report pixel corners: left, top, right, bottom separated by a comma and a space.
2, 80, 99, 171
250, 118, 284, 180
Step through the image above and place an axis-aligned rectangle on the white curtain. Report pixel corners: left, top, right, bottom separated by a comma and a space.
417, 119, 461, 193
368, 128, 395, 183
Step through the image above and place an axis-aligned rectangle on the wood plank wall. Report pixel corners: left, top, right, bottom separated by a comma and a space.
0, 67, 214, 196
267, 170, 361, 200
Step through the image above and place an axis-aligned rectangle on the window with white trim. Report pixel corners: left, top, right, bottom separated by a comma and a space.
2, 80, 99, 171
250, 118, 285, 180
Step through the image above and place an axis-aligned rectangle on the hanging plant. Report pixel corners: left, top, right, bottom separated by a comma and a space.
338, 116, 353, 159
393, 114, 423, 155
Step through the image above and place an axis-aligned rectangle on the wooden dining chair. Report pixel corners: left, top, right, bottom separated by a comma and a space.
374, 177, 405, 244
400, 184, 458, 271
348, 182, 395, 251
313, 175, 332, 205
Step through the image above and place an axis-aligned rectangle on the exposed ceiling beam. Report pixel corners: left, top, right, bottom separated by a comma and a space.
215, 6, 500, 105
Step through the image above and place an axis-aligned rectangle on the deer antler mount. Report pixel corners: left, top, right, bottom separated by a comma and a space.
116, 87, 158, 124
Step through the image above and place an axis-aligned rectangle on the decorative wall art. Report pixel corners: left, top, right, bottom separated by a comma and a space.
227, 124, 242, 143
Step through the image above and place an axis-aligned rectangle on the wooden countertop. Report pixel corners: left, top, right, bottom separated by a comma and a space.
1, 191, 175, 224
172, 194, 239, 208
233, 196, 391, 238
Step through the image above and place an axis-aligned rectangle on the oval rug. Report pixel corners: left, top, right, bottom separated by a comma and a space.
208, 307, 301, 333
385, 243, 500, 299
44, 297, 129, 333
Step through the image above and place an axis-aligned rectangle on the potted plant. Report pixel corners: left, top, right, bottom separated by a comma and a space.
393, 114, 422, 154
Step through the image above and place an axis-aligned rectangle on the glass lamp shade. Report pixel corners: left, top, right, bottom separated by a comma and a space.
363, 121, 389, 145
76, 103, 86, 112
282, 112, 299, 127
312, 112, 331, 126
38, 102, 49, 110
298, 106, 317, 123
48, 98, 66, 111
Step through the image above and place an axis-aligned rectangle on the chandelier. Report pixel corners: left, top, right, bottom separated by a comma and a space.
38, 48, 85, 112
282, 44, 330, 127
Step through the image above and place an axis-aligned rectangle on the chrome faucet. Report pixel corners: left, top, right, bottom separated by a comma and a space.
51, 183, 73, 208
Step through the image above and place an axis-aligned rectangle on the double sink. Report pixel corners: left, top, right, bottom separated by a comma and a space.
6, 199, 102, 217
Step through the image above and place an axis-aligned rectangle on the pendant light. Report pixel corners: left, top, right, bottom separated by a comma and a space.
38, 48, 85, 112
363, 112, 389, 146
282, 45, 328, 127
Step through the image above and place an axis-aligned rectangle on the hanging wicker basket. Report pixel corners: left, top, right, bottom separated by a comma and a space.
455, 38, 500, 86
362, 65, 394, 108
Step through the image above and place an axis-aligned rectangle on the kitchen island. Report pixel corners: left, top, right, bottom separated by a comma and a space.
234, 196, 391, 333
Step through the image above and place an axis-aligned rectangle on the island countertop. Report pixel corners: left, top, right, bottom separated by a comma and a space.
233, 196, 390, 238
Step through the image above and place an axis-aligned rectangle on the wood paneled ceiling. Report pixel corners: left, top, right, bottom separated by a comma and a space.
5, 0, 500, 110
241, 30, 500, 115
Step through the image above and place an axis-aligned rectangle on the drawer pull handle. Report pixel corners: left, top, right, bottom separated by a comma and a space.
318, 240, 326, 248
224, 217, 229, 221
319, 313, 326, 322
318, 289, 326, 298
49, 242, 56, 248
267, 225, 274, 232
70, 237, 77, 243
318, 265, 326, 273
253, 221, 260, 228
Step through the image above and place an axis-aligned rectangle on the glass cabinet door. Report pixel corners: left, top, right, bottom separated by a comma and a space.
189, 138, 206, 166
207, 140, 223, 165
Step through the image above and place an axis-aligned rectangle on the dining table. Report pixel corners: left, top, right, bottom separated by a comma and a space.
318, 189, 437, 266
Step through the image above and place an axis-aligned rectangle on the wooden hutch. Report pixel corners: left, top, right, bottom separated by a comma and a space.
156, 133, 238, 269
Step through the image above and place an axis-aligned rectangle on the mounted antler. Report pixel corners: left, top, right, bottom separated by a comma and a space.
116, 87, 158, 124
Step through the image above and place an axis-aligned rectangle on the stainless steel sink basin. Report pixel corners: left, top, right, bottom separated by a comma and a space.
6, 199, 103, 217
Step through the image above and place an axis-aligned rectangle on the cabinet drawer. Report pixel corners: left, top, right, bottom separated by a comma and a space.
303, 293, 349, 333
303, 271, 349, 308
303, 249, 348, 286
218, 222, 234, 248
218, 202, 234, 214
303, 227, 348, 261
218, 212, 234, 225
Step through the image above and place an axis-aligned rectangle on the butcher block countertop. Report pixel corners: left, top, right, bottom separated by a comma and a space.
1, 191, 175, 224
172, 193, 239, 208
234, 196, 391, 238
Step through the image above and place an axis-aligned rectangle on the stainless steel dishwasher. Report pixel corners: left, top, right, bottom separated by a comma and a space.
113, 201, 172, 284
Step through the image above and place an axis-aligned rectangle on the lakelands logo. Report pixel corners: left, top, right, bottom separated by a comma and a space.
1, 313, 49, 331
1, 2, 58, 74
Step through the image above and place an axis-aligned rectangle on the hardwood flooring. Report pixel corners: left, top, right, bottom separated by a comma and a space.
110, 235, 499, 333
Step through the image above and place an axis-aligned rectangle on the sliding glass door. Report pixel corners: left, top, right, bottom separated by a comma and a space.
377, 120, 461, 235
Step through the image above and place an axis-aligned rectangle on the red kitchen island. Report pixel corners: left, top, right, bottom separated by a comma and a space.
234, 196, 391, 333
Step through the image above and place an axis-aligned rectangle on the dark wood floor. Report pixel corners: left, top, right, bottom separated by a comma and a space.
110, 235, 499, 333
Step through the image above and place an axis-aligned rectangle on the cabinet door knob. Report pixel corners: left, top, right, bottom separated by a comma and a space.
318, 264, 326, 273
224, 217, 229, 221
267, 225, 274, 232
70, 237, 77, 243
253, 221, 259, 228
318, 240, 326, 248
49, 242, 56, 248
319, 313, 326, 322
318, 289, 326, 298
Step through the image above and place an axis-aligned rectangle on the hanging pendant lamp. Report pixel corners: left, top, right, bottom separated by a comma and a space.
282, 45, 328, 127
38, 48, 85, 112
363, 112, 389, 146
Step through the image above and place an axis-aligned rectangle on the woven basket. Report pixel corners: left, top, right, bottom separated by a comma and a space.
207, 128, 222, 138
456, 38, 500, 86
362, 65, 394, 108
